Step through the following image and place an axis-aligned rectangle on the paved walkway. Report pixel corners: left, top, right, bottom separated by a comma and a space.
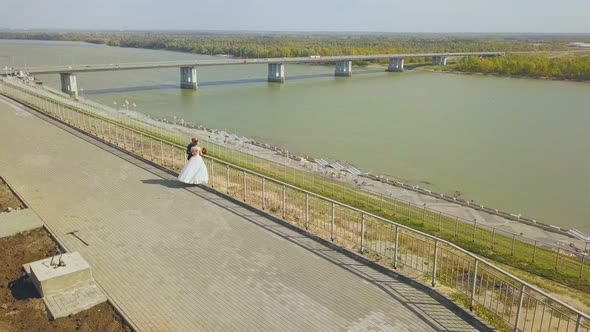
0, 98, 488, 331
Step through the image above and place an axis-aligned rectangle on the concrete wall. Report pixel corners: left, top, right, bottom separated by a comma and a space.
59, 73, 78, 97
268, 63, 285, 83
388, 58, 405, 72
180, 67, 198, 89
335, 60, 352, 77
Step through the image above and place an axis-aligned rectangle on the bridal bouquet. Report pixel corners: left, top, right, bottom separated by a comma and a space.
201, 148, 208, 155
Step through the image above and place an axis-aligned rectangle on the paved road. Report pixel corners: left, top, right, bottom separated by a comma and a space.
0, 98, 487, 331
7, 52, 504, 74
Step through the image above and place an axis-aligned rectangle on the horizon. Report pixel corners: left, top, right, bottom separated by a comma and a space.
2, 0, 590, 33
2, 28, 590, 37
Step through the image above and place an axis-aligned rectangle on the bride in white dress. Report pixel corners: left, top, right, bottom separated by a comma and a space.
178, 143, 209, 184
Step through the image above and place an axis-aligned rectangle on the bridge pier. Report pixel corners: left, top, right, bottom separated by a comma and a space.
387, 58, 405, 72
180, 67, 197, 89
335, 60, 352, 77
432, 56, 448, 66
268, 63, 285, 83
59, 73, 78, 97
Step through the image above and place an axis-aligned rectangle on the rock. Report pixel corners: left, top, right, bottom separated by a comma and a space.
1, 303, 8, 310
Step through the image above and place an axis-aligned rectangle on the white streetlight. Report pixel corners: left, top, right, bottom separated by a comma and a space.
113, 101, 118, 111
79, 88, 84, 97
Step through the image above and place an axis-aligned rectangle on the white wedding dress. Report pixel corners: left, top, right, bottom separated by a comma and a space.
178, 147, 209, 184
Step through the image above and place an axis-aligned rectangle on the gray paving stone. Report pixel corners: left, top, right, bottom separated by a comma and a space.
0, 99, 487, 331
44, 282, 107, 319
0, 208, 43, 238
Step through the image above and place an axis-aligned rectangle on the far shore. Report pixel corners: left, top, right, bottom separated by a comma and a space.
417, 66, 590, 83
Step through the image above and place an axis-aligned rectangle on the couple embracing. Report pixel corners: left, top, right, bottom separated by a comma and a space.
178, 138, 209, 184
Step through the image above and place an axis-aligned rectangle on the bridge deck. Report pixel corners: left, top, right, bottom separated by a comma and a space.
0, 98, 486, 331
9, 52, 504, 75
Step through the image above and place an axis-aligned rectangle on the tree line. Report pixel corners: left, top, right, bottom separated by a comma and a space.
0, 31, 573, 59
454, 55, 590, 80
2, 31, 588, 79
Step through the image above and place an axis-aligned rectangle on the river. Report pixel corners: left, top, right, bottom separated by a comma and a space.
1, 39, 589, 232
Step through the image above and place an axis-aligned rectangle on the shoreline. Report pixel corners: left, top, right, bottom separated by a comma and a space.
121, 100, 584, 241
418, 66, 590, 83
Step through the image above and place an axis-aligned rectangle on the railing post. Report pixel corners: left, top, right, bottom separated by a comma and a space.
123, 126, 127, 147
360, 213, 365, 253
438, 212, 442, 232
282, 184, 286, 219
454, 216, 459, 238
259, 176, 265, 208
491, 228, 496, 249
160, 140, 164, 165
532, 241, 537, 263
511, 234, 516, 256
331, 202, 335, 241
423, 205, 426, 222
513, 283, 526, 332
171, 145, 174, 170
472, 221, 477, 242
394, 226, 399, 269
210, 160, 214, 187
581, 254, 586, 279
140, 133, 144, 156
242, 170, 247, 202
226, 165, 230, 195
576, 314, 583, 332
555, 248, 560, 271
305, 193, 309, 230
470, 258, 479, 311
432, 240, 439, 287
150, 138, 153, 160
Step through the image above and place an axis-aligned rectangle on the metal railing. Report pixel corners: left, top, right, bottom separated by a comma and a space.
1, 78, 589, 331
20, 80, 590, 293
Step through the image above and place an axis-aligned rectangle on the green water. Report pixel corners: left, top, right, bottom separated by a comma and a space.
2, 39, 589, 231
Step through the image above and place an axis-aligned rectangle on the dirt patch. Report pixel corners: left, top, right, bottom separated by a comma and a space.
0, 177, 25, 212
0, 228, 131, 332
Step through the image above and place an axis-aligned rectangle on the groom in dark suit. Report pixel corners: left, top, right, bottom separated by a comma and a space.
186, 138, 198, 160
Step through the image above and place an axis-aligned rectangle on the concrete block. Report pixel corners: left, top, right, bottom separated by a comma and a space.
26, 252, 92, 297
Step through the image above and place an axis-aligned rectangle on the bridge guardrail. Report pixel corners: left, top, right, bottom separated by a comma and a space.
1, 78, 588, 332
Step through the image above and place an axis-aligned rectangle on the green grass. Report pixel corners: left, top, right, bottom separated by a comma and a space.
197, 137, 590, 293
451, 292, 512, 332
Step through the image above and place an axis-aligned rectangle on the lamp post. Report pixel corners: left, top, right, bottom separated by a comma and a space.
79, 88, 84, 97
113, 101, 119, 111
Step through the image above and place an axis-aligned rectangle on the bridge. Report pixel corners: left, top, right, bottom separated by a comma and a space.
5, 51, 504, 96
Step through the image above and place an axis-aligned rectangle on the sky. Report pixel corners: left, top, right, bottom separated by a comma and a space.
2, 0, 589, 33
